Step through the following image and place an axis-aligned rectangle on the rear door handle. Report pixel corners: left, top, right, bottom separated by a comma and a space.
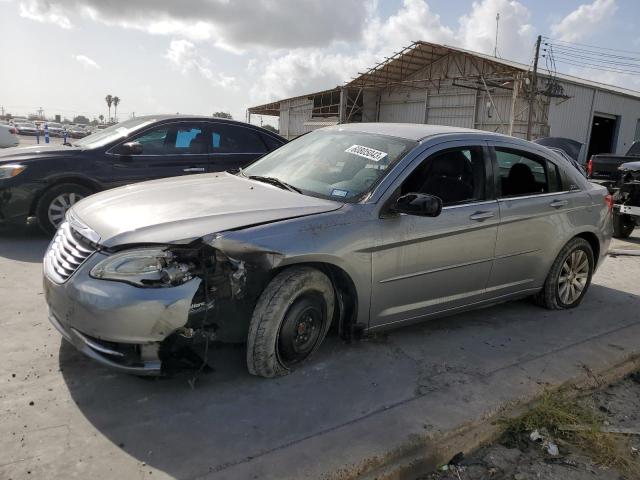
549, 199, 568, 208
469, 211, 495, 221
183, 167, 206, 173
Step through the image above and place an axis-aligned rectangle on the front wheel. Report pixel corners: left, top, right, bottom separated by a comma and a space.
613, 212, 635, 239
535, 237, 594, 310
246, 267, 335, 378
35, 183, 92, 235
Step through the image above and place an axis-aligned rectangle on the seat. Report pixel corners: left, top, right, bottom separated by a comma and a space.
505, 163, 537, 196
189, 132, 208, 154
420, 152, 474, 204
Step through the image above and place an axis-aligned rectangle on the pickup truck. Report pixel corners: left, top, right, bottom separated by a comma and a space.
587, 148, 640, 238
587, 141, 640, 180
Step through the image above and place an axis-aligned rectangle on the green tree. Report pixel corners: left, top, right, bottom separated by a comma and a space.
105, 95, 113, 122
73, 115, 90, 125
212, 111, 232, 119
113, 96, 121, 122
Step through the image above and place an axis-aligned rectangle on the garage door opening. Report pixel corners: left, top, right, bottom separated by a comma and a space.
587, 114, 618, 158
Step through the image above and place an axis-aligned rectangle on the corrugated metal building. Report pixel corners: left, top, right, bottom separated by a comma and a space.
248, 41, 640, 164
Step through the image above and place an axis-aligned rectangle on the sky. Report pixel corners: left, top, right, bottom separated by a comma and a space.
0, 0, 638, 127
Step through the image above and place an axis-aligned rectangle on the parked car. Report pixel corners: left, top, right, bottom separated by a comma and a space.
533, 137, 586, 177
587, 141, 640, 180
0, 115, 286, 233
0, 124, 19, 148
604, 161, 640, 238
68, 125, 90, 139
45, 122, 66, 137
42, 124, 612, 377
15, 122, 39, 136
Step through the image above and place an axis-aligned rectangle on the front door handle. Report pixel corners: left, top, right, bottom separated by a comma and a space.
183, 167, 206, 173
549, 199, 568, 208
469, 211, 495, 221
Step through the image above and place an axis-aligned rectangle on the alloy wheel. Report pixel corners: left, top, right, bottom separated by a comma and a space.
558, 249, 590, 305
47, 192, 84, 229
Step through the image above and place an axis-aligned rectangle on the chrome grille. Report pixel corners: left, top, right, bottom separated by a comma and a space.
44, 222, 96, 283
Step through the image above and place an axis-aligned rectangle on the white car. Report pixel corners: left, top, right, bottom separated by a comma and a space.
0, 124, 19, 148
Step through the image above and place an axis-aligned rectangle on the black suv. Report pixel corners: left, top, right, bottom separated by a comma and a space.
0, 115, 286, 233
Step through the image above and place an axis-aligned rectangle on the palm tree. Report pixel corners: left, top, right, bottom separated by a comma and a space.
98, 114, 104, 124
113, 96, 120, 123
105, 95, 113, 123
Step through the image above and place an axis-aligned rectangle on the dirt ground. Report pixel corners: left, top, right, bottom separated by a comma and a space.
421, 372, 640, 480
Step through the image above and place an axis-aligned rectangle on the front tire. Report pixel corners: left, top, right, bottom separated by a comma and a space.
535, 237, 594, 310
247, 267, 335, 378
613, 212, 635, 239
35, 183, 92, 235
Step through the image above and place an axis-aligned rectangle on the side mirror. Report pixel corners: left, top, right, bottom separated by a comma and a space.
392, 193, 443, 217
120, 141, 143, 155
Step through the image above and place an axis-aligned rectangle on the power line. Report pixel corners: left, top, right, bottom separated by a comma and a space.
542, 36, 640, 56
544, 56, 640, 76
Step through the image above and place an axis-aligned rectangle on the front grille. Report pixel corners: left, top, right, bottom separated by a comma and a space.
44, 222, 96, 283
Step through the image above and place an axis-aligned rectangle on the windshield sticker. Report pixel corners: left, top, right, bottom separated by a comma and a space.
345, 145, 387, 162
331, 189, 349, 197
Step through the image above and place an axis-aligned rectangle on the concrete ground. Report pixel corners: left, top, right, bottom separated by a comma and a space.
1, 227, 640, 480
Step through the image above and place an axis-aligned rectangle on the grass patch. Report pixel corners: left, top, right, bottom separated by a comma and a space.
500, 391, 640, 478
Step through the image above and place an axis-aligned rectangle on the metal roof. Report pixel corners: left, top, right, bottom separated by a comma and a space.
248, 40, 640, 116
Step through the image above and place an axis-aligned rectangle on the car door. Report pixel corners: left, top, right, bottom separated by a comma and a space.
370, 141, 499, 328
486, 141, 576, 296
107, 121, 210, 187
208, 122, 269, 172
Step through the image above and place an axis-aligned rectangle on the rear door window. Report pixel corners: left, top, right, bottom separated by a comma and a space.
210, 124, 267, 154
494, 148, 563, 197
261, 134, 284, 151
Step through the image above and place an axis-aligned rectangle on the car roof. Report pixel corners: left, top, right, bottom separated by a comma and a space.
129, 114, 284, 138
323, 122, 517, 142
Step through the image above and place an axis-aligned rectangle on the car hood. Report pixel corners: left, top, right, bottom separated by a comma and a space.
620, 161, 640, 172
71, 172, 343, 247
0, 144, 81, 163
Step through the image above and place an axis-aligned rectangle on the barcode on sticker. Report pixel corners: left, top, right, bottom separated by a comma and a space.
345, 145, 387, 162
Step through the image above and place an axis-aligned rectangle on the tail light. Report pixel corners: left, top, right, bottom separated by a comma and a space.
605, 193, 614, 211
9, 127, 17, 135
586, 157, 593, 177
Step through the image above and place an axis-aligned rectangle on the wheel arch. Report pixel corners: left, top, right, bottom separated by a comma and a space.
270, 261, 360, 341
29, 175, 102, 216
574, 231, 601, 267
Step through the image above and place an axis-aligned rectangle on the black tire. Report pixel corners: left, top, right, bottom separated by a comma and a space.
535, 237, 594, 310
35, 183, 93, 235
612, 212, 635, 239
247, 266, 335, 378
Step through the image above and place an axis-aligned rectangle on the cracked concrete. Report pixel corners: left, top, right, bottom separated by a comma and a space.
1, 227, 640, 479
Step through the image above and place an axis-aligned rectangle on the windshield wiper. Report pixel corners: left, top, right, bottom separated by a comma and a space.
247, 175, 302, 194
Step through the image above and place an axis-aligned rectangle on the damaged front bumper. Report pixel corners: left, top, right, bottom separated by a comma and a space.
44, 252, 202, 375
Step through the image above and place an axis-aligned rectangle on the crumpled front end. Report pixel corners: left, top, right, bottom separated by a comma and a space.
43, 223, 279, 375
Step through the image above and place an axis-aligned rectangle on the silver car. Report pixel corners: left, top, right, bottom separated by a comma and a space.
43, 124, 613, 377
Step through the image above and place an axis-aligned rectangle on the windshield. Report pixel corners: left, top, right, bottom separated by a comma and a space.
243, 129, 416, 201
72, 117, 156, 148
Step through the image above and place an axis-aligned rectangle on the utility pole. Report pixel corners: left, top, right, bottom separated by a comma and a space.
494, 13, 500, 57
526, 35, 542, 140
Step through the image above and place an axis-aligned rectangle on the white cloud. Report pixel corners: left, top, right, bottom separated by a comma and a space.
551, 0, 617, 42
74, 54, 100, 69
17, 0, 371, 49
165, 39, 237, 89
19, 0, 72, 28
458, 0, 534, 63
250, 0, 536, 105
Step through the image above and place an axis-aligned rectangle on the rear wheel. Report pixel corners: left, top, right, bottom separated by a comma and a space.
36, 183, 92, 235
613, 212, 635, 239
247, 267, 334, 378
535, 237, 594, 310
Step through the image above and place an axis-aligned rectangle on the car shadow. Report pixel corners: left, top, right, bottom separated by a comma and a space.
0, 225, 50, 262
57, 282, 640, 479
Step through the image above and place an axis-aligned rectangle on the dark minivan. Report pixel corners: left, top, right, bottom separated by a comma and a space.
0, 115, 286, 233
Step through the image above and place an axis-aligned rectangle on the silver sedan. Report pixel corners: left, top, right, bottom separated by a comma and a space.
43, 124, 613, 377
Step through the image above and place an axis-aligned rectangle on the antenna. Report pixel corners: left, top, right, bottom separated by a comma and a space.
494, 13, 500, 57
